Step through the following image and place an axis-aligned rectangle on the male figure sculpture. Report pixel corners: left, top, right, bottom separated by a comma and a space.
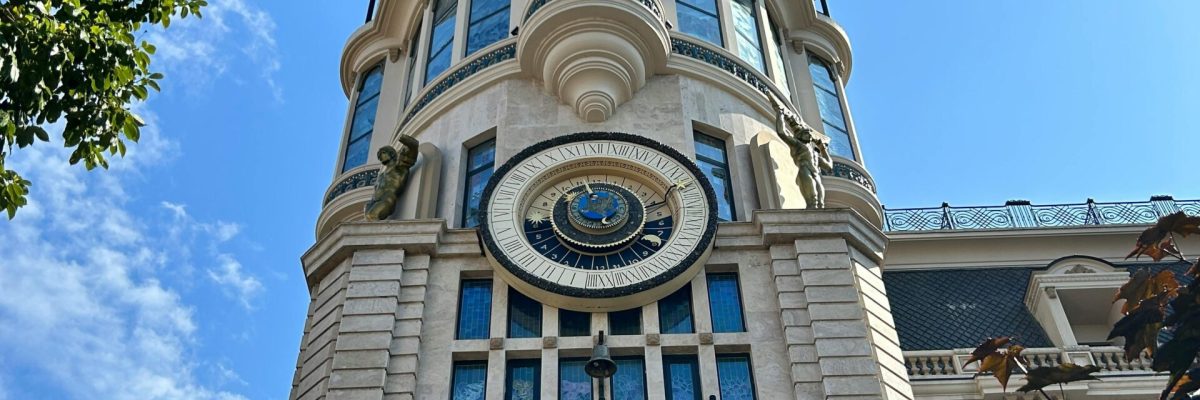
364, 134, 420, 220
774, 102, 834, 208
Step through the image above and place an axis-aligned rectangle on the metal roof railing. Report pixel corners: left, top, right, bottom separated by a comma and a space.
884, 196, 1200, 232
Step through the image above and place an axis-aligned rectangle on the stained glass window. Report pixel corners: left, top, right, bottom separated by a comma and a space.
466, 0, 510, 55
694, 133, 735, 221
425, 0, 458, 83
658, 284, 694, 334
612, 356, 647, 400
508, 288, 542, 338
706, 273, 746, 332
462, 138, 496, 228
808, 55, 855, 160
609, 307, 642, 335
559, 358, 592, 400
663, 355, 701, 400
717, 354, 756, 400
675, 0, 721, 46
457, 279, 493, 339
505, 359, 541, 400
341, 65, 384, 173
559, 309, 590, 337
452, 360, 488, 400
730, 0, 764, 73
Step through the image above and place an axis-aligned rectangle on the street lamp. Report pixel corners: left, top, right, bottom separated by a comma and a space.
586, 331, 618, 400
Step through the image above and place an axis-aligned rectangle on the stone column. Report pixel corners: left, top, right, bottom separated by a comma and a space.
327, 249, 407, 400
758, 209, 913, 400
293, 261, 352, 400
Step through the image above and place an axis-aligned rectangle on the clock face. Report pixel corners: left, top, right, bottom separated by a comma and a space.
478, 132, 718, 311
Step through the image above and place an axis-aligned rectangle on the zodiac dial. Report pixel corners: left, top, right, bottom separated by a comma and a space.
478, 132, 718, 311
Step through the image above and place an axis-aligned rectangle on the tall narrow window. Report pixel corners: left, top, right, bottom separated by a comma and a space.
766, 17, 790, 98
693, 133, 735, 221
609, 307, 642, 335
675, 0, 721, 46
707, 273, 746, 332
730, 0, 764, 72
559, 309, 590, 337
425, 0, 458, 83
402, 25, 421, 110
505, 359, 540, 400
663, 355, 702, 400
559, 358, 592, 400
466, 0, 510, 55
658, 284, 694, 334
808, 55, 855, 160
452, 360, 488, 400
457, 279, 493, 339
462, 138, 496, 228
508, 287, 542, 338
612, 356, 647, 400
341, 66, 384, 173
717, 354, 757, 400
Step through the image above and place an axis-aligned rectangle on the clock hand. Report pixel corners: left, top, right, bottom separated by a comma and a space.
584, 181, 594, 195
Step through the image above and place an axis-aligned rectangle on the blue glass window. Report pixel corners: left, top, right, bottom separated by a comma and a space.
463, 138, 496, 228
663, 355, 701, 400
559, 358, 592, 400
612, 356, 647, 400
452, 360, 488, 400
505, 359, 541, 400
730, 0, 764, 73
717, 354, 756, 400
766, 17, 789, 98
706, 273, 746, 333
425, 0, 458, 83
658, 284, 694, 334
694, 133, 735, 221
808, 55, 855, 160
341, 65, 384, 172
457, 279, 493, 339
609, 307, 642, 335
676, 0, 721, 46
559, 309, 590, 337
508, 288, 542, 338
466, 0, 510, 55
403, 24, 421, 109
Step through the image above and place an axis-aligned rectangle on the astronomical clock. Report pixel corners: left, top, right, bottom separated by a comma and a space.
478, 132, 719, 311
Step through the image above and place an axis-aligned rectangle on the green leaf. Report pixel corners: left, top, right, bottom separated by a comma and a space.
31, 126, 49, 142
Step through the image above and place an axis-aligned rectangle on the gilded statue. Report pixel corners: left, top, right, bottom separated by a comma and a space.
364, 134, 420, 220
773, 100, 833, 209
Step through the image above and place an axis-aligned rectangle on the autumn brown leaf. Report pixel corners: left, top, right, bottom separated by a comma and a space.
975, 345, 1025, 391
1108, 298, 1166, 360
1128, 211, 1200, 261
1113, 269, 1180, 314
1016, 363, 1102, 393
964, 336, 1011, 367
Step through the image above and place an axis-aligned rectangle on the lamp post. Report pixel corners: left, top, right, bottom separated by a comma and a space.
586, 331, 618, 400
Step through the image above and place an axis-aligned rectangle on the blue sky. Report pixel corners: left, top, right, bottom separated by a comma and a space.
0, 1, 1196, 399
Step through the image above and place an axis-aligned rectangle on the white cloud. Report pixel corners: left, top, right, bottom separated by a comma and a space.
147, 0, 282, 101
208, 254, 264, 310
0, 115, 251, 400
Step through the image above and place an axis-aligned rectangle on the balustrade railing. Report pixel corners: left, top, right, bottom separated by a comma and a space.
903, 346, 1158, 379
885, 196, 1200, 232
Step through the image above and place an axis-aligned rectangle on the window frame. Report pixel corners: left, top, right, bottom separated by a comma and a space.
729, 0, 765, 73
693, 131, 737, 221
504, 358, 542, 400
464, 0, 511, 56
455, 279, 494, 340
462, 138, 497, 228
558, 357, 593, 400
451, 359, 489, 400
675, 0, 724, 47
662, 354, 703, 400
506, 287, 543, 338
658, 283, 695, 334
425, 0, 459, 84
806, 54, 856, 161
706, 272, 747, 333
608, 307, 643, 336
716, 353, 758, 400
558, 309, 591, 337
340, 64, 385, 173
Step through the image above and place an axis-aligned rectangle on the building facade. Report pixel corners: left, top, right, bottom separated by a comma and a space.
290, 0, 1197, 399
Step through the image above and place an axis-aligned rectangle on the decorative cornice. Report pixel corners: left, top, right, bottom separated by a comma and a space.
398, 43, 517, 129
325, 168, 380, 205
524, 0, 665, 23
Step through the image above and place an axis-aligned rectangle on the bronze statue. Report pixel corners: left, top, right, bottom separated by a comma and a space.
364, 135, 420, 220
773, 100, 833, 209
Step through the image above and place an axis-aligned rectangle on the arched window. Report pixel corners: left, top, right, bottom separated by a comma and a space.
341, 65, 384, 173
466, 0, 510, 55
676, 0, 722, 46
425, 0, 458, 84
807, 55, 855, 160
730, 0, 765, 73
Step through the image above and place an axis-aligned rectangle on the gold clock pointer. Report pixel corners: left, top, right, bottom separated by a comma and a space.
584, 180, 594, 195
